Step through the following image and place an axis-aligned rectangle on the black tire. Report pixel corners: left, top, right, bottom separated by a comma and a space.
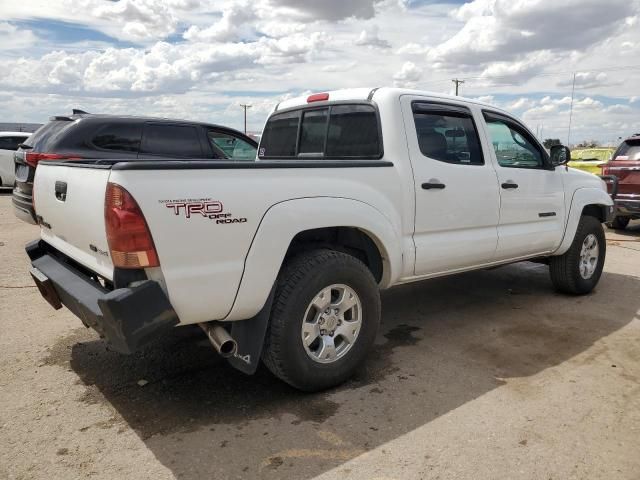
262, 249, 381, 391
606, 216, 630, 230
549, 215, 606, 294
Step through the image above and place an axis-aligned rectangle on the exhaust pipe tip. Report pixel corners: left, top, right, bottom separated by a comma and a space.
217, 339, 237, 358
199, 322, 237, 358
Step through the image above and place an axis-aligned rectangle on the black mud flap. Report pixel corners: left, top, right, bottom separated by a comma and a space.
227, 286, 275, 375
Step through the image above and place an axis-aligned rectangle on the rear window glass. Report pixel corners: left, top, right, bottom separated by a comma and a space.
614, 140, 640, 161
259, 104, 381, 159
141, 124, 202, 157
259, 111, 298, 157
299, 109, 328, 155
22, 121, 70, 150
92, 123, 142, 152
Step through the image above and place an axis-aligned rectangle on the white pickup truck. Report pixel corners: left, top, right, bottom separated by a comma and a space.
27, 88, 614, 391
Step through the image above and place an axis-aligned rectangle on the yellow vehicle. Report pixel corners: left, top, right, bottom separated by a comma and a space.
568, 148, 615, 174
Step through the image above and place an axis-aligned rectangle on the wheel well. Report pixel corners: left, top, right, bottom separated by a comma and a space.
582, 204, 607, 223
285, 227, 384, 283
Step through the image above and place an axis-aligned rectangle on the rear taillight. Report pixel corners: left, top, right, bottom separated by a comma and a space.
600, 163, 610, 175
105, 183, 159, 269
25, 152, 83, 168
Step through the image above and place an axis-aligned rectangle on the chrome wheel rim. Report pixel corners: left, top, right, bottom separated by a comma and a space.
301, 284, 362, 364
579, 233, 599, 280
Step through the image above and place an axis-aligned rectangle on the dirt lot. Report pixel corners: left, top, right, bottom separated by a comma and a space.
0, 190, 639, 480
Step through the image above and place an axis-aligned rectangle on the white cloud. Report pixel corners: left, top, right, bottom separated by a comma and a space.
183, 1, 257, 42
393, 61, 422, 87
0, 22, 38, 50
355, 26, 391, 48
269, 0, 382, 21
506, 97, 535, 110
428, 0, 635, 67
0, 0, 639, 144
557, 71, 614, 89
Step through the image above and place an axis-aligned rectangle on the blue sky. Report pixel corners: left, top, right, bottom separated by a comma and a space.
0, 0, 639, 144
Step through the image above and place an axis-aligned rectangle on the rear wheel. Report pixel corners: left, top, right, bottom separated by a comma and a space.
549, 215, 606, 294
606, 216, 630, 230
262, 249, 380, 391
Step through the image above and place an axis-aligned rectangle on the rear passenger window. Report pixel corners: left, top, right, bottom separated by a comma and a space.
412, 105, 483, 165
92, 123, 141, 152
326, 105, 380, 158
258, 104, 381, 159
141, 124, 202, 157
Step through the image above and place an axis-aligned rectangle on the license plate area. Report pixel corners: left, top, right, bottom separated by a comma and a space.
30, 267, 62, 310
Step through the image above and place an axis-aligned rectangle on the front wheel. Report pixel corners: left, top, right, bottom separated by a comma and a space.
549, 215, 606, 294
262, 249, 380, 391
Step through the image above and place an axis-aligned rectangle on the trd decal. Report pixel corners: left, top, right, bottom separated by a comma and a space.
159, 198, 247, 224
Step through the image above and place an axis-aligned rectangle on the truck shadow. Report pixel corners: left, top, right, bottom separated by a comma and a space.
58, 262, 639, 480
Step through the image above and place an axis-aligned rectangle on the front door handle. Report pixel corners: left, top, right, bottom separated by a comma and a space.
501, 182, 518, 189
422, 181, 446, 190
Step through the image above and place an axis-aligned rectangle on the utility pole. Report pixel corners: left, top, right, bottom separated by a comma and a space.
567, 72, 576, 146
451, 78, 465, 96
239, 104, 252, 134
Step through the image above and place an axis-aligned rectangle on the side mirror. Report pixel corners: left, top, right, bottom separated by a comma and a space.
550, 144, 570, 166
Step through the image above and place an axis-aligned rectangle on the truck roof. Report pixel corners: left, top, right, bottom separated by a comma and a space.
275, 87, 503, 113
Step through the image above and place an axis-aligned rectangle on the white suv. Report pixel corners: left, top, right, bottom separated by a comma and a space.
0, 132, 30, 187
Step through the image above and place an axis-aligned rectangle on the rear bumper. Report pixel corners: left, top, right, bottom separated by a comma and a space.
614, 198, 640, 218
26, 240, 179, 353
12, 187, 37, 224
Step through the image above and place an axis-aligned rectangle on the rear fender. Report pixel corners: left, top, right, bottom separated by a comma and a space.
225, 197, 402, 320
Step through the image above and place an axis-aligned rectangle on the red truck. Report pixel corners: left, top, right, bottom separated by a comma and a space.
602, 134, 640, 229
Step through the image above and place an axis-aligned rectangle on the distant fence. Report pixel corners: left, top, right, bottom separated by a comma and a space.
0, 123, 42, 133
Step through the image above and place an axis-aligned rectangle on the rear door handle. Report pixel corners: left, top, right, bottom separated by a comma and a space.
422, 181, 446, 190
501, 182, 518, 189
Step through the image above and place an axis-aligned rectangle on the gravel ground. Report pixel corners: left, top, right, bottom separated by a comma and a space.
0, 191, 639, 480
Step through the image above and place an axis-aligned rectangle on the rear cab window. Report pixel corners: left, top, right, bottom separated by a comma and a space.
258, 103, 382, 160
613, 139, 640, 161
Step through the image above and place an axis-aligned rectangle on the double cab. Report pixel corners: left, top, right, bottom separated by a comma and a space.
26, 88, 613, 391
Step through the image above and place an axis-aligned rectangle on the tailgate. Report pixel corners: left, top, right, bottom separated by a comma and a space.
33, 163, 114, 280
608, 160, 640, 197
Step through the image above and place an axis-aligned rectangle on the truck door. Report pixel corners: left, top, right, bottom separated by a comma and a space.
401, 97, 500, 275
480, 111, 565, 260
